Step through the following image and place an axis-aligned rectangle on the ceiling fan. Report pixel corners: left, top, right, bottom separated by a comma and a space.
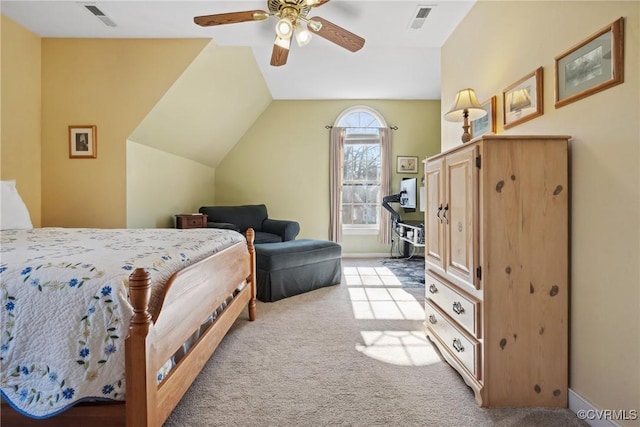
194, 0, 365, 67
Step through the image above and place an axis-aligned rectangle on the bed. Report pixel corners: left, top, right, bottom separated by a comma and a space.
0, 224, 256, 427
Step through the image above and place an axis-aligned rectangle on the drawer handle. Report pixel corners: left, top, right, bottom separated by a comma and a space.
428, 314, 437, 324
452, 338, 465, 353
429, 284, 438, 294
452, 301, 465, 315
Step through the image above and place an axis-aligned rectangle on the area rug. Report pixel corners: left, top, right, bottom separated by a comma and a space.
380, 256, 425, 288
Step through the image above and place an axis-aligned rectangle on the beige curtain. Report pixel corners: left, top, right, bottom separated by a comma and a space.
378, 127, 392, 245
329, 127, 345, 242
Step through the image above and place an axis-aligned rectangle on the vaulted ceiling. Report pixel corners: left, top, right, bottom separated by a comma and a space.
2, 1, 475, 167
1, 1, 475, 100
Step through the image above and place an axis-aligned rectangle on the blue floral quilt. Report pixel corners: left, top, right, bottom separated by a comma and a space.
0, 227, 244, 419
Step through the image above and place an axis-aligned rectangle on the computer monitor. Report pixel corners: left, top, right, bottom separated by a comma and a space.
399, 178, 417, 209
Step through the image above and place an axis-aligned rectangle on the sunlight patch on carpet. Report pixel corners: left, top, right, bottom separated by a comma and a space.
355, 330, 441, 366
348, 287, 424, 320
344, 267, 410, 287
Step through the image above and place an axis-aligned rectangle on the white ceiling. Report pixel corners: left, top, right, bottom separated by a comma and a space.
1, 0, 475, 100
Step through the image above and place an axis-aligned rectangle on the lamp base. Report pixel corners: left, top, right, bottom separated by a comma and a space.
461, 127, 472, 143
460, 113, 471, 143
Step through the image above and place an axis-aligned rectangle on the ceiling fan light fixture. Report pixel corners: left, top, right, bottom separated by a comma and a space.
295, 27, 313, 47
193, 1, 365, 66
275, 18, 294, 39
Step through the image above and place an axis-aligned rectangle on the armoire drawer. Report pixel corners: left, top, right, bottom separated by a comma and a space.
425, 299, 481, 379
426, 270, 481, 338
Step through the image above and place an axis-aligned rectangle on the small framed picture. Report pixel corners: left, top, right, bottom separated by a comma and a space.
471, 96, 497, 138
555, 17, 624, 109
69, 125, 97, 159
503, 67, 544, 130
397, 156, 418, 174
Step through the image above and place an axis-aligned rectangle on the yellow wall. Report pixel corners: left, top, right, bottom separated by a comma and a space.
215, 100, 441, 254
129, 41, 272, 169
442, 1, 639, 421
0, 15, 42, 226
40, 38, 209, 228
126, 141, 215, 228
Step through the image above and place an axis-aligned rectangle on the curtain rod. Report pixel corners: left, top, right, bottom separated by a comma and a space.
325, 125, 398, 130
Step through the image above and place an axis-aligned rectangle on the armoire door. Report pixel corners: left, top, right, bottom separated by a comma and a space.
444, 145, 479, 290
424, 158, 445, 274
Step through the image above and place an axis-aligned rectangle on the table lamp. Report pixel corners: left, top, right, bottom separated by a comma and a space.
443, 88, 487, 143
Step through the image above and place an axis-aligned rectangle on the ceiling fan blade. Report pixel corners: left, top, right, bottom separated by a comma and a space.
270, 38, 290, 67
194, 10, 268, 27
309, 17, 365, 52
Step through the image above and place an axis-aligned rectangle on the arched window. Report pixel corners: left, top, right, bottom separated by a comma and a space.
336, 107, 387, 133
330, 106, 391, 243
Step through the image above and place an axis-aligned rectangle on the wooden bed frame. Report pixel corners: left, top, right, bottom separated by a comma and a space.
2, 229, 257, 427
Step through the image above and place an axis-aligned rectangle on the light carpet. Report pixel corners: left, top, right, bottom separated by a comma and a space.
164, 258, 586, 427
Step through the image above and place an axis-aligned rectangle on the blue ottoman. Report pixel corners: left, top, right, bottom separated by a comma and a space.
254, 239, 342, 302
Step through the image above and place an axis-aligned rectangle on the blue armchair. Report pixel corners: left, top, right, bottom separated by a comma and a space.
198, 204, 300, 244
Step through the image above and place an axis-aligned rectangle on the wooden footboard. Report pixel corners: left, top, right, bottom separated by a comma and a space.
127, 228, 256, 426
1, 229, 256, 427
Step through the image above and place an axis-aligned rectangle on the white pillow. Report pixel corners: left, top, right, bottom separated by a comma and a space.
1, 180, 33, 230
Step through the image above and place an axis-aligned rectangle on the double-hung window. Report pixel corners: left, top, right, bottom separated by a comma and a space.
342, 131, 381, 233
332, 107, 389, 238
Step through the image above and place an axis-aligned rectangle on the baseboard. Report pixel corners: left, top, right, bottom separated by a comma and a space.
341, 253, 391, 258
569, 389, 624, 427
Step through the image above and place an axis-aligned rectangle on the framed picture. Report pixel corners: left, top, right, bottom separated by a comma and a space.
397, 156, 418, 174
69, 125, 97, 158
554, 17, 624, 109
503, 67, 543, 130
471, 96, 497, 138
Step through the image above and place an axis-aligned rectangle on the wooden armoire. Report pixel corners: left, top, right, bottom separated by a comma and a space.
423, 135, 570, 407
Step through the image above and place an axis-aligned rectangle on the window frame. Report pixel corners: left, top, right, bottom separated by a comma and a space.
335, 106, 388, 235
342, 135, 380, 233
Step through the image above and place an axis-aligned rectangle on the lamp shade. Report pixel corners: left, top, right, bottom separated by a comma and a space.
276, 18, 294, 39
295, 27, 313, 47
443, 88, 486, 122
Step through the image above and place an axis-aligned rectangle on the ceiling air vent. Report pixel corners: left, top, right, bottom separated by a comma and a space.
409, 5, 433, 30
83, 4, 117, 27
